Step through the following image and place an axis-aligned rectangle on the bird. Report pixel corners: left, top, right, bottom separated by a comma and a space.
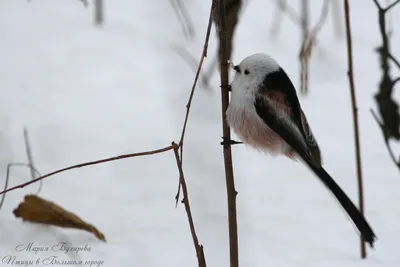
225, 53, 376, 247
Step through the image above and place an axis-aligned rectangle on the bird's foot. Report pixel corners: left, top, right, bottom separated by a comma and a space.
221, 137, 243, 146
220, 84, 232, 92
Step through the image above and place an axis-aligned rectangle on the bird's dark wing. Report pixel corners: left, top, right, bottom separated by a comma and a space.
253, 93, 315, 165
260, 68, 321, 166
300, 110, 322, 166
254, 94, 376, 246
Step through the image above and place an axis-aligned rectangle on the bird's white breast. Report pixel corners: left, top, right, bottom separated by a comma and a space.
226, 78, 288, 155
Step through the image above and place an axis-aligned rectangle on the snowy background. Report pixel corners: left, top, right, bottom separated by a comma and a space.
0, 0, 400, 266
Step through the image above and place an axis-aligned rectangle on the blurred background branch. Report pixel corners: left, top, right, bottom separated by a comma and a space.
371, 0, 400, 172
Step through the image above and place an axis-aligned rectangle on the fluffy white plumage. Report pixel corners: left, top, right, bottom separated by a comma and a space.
226, 53, 294, 156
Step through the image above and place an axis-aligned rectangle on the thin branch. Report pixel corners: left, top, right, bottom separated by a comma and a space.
170, 45, 214, 92
373, 0, 383, 9
217, 0, 239, 266
23, 127, 43, 194
371, 109, 400, 170
270, 0, 302, 35
344, 0, 367, 258
385, 0, 400, 11
178, 0, 215, 152
0, 145, 175, 196
170, 0, 196, 39
174, 0, 216, 206
388, 53, 400, 70
172, 143, 206, 267
372, 0, 400, 170
299, 0, 310, 95
299, 0, 330, 94
0, 163, 42, 210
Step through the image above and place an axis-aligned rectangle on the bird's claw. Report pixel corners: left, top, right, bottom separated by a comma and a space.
220, 84, 232, 92
221, 137, 243, 146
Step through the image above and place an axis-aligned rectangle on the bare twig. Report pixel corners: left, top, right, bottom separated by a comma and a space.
23, 128, 42, 194
386, 0, 400, 11
372, 0, 400, 172
388, 53, 400, 70
170, 0, 196, 39
0, 163, 42, 210
0, 145, 175, 196
344, 0, 367, 258
299, 0, 310, 95
299, 0, 330, 95
217, 0, 239, 266
178, 1, 215, 154
174, 0, 215, 207
371, 109, 400, 170
172, 142, 206, 267
170, 45, 214, 92
173, 0, 215, 206
269, 0, 302, 37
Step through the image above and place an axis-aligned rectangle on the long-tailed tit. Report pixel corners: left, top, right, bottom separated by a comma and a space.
225, 53, 376, 247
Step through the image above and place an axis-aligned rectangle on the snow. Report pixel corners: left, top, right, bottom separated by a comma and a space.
0, 0, 399, 266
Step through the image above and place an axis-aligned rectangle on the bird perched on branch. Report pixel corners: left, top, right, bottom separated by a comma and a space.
224, 53, 376, 247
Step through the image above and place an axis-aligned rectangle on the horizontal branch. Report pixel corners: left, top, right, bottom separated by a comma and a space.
0, 144, 176, 196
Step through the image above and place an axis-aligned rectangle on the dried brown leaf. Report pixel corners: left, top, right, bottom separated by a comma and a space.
13, 194, 106, 242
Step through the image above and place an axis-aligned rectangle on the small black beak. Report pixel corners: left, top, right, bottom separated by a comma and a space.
233, 65, 240, 72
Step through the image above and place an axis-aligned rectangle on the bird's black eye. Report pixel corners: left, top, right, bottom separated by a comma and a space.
244, 69, 250, 75
233, 65, 241, 72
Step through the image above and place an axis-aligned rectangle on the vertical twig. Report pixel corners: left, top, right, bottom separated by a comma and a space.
217, 0, 239, 266
300, 0, 309, 94
343, 0, 366, 259
172, 143, 206, 267
299, 0, 330, 95
170, 0, 196, 39
23, 128, 36, 181
0, 163, 42, 211
94, 0, 104, 26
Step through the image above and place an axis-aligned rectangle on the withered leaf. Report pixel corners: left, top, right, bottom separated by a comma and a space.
13, 194, 106, 242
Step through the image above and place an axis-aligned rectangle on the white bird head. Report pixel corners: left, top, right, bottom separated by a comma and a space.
230, 53, 281, 95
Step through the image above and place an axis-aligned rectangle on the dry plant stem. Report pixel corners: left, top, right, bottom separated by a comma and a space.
24, 128, 37, 181
0, 163, 42, 210
217, 0, 239, 266
0, 145, 175, 196
172, 143, 206, 267
371, 109, 400, 170
178, 0, 215, 159
173, 0, 215, 205
343, 0, 367, 259
170, 0, 196, 39
386, 0, 400, 10
23, 128, 44, 193
299, 0, 330, 95
300, 0, 309, 94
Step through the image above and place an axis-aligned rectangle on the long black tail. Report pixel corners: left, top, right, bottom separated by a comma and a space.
254, 97, 377, 247
307, 163, 376, 247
